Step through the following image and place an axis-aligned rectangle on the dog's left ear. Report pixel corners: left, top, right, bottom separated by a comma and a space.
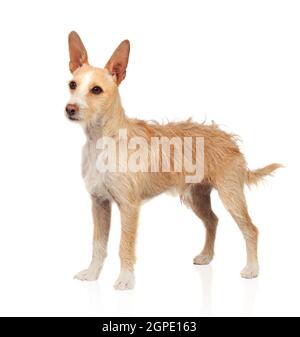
68, 31, 89, 73
105, 40, 130, 85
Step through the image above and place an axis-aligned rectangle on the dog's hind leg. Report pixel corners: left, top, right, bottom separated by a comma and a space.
216, 172, 259, 279
190, 184, 218, 265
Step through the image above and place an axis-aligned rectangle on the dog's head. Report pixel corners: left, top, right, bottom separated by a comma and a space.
65, 31, 130, 124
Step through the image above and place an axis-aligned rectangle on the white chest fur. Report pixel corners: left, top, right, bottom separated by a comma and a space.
81, 140, 110, 199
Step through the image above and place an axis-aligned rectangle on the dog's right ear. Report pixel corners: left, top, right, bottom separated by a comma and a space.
68, 31, 89, 73
105, 40, 130, 85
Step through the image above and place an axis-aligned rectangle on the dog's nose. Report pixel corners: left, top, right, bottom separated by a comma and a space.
65, 104, 79, 116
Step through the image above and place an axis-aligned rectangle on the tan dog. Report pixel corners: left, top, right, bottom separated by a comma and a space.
65, 31, 281, 290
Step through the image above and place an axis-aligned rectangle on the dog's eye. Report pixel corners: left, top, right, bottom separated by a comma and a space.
69, 81, 77, 90
91, 86, 103, 95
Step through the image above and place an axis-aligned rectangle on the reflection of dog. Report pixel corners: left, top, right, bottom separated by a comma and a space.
65, 31, 281, 289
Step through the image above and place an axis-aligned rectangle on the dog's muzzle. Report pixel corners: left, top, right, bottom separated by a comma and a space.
65, 103, 79, 120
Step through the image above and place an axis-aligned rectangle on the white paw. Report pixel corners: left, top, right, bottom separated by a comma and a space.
114, 270, 135, 290
74, 264, 101, 281
193, 254, 213, 265
240, 263, 259, 279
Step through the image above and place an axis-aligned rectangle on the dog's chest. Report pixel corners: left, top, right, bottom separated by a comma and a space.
81, 141, 110, 198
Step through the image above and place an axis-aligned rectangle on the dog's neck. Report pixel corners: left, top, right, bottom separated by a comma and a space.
83, 91, 128, 142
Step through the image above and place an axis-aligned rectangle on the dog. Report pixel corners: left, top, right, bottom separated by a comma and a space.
65, 31, 281, 290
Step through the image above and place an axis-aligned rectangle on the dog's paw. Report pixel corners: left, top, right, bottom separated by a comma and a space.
74, 264, 101, 281
114, 270, 135, 290
240, 264, 259, 279
193, 254, 213, 265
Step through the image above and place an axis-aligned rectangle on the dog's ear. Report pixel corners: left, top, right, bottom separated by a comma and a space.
105, 40, 130, 85
68, 31, 89, 73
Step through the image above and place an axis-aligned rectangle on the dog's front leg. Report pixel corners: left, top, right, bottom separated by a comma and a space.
114, 203, 140, 290
74, 197, 111, 281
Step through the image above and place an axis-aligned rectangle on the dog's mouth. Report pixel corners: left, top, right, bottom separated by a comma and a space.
68, 115, 81, 122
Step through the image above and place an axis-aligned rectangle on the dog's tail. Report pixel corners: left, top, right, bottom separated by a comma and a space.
246, 163, 283, 186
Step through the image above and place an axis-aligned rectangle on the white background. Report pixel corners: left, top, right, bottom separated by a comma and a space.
0, 0, 298, 316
